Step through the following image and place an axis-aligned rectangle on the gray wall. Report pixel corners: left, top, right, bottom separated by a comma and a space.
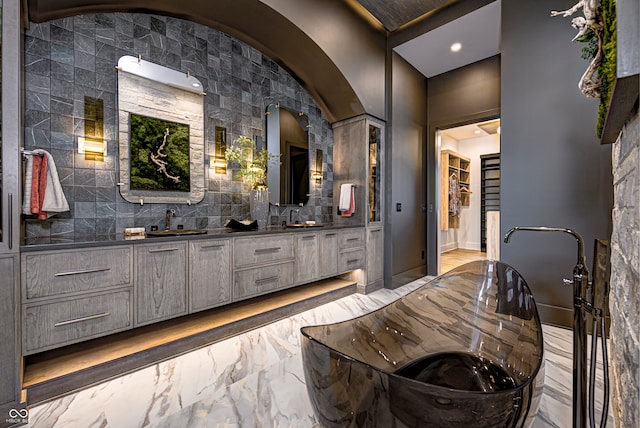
500, 0, 613, 326
23, 12, 335, 244
389, 52, 428, 286
426, 55, 501, 275
261, 0, 387, 120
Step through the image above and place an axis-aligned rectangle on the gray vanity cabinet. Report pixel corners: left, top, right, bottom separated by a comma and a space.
294, 233, 319, 284
338, 228, 365, 273
0, 255, 19, 414
21, 246, 134, 354
22, 247, 132, 299
135, 242, 188, 326
319, 231, 339, 278
189, 239, 232, 313
232, 234, 295, 301
366, 227, 384, 287
333, 115, 385, 292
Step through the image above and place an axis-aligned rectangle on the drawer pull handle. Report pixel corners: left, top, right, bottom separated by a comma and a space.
325, 233, 337, 237
347, 259, 360, 264
54, 312, 111, 327
302, 235, 315, 240
201, 243, 225, 249
254, 247, 281, 255
255, 276, 279, 285
54, 267, 111, 277
347, 238, 360, 242
148, 248, 180, 253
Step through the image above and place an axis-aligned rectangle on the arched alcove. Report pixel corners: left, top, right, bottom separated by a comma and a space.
26, 0, 368, 123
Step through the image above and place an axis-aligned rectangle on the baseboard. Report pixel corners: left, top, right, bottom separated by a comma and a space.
390, 265, 428, 289
537, 303, 573, 329
357, 279, 384, 294
440, 242, 457, 253
460, 242, 481, 251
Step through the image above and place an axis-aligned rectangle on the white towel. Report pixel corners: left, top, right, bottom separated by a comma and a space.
339, 183, 354, 211
22, 154, 34, 214
36, 149, 70, 217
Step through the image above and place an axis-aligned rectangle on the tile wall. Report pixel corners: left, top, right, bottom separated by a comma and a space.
23, 12, 334, 244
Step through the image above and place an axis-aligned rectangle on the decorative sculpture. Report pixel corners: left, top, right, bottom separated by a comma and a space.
551, 0, 604, 98
151, 128, 182, 184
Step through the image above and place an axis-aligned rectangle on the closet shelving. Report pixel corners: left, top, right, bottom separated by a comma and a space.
440, 149, 470, 231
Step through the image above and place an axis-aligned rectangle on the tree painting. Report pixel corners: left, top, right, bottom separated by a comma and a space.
129, 113, 190, 192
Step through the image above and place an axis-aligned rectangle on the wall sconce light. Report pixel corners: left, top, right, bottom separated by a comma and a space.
78, 137, 106, 161
80, 96, 106, 161
78, 137, 106, 155
312, 149, 323, 184
210, 126, 227, 174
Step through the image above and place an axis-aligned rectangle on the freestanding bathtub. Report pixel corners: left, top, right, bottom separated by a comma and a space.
301, 260, 545, 428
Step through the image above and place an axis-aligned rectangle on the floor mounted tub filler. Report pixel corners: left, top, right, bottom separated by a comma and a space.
301, 260, 545, 428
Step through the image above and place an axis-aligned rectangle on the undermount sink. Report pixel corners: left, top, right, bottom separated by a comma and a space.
286, 223, 324, 228
147, 229, 208, 237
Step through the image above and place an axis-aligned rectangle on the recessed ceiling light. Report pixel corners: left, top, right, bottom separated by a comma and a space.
474, 130, 481, 135
192, 82, 201, 87
450, 42, 462, 52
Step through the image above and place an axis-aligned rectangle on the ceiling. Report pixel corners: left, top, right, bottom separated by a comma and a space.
351, 0, 502, 78
440, 118, 501, 141
355, 0, 457, 32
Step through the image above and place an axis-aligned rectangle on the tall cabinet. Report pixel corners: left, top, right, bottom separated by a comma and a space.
333, 115, 385, 293
1, 0, 25, 424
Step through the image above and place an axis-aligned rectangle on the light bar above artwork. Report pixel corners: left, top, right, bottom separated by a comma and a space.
117, 55, 205, 95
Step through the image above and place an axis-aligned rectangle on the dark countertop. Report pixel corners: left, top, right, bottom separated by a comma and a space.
20, 223, 364, 253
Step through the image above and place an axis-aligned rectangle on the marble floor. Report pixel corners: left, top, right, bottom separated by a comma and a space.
26, 276, 614, 428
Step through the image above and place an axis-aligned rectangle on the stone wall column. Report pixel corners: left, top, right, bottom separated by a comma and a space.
609, 112, 639, 428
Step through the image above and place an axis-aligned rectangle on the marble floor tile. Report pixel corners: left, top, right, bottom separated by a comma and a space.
26, 276, 613, 428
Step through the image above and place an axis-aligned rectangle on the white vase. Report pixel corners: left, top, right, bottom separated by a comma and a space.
250, 188, 269, 228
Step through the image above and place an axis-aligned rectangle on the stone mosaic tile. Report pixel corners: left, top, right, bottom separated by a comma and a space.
24, 13, 335, 244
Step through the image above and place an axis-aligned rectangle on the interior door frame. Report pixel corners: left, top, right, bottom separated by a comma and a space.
427, 110, 500, 276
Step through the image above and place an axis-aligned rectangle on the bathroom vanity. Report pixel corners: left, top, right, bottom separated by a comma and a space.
20, 226, 366, 355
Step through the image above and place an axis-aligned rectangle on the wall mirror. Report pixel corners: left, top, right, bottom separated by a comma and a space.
117, 55, 206, 204
266, 103, 310, 205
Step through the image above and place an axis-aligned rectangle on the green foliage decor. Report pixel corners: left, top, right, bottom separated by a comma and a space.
129, 113, 190, 192
225, 135, 279, 191
597, 0, 616, 138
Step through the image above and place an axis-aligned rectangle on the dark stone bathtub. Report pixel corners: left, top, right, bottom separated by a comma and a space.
300, 260, 545, 428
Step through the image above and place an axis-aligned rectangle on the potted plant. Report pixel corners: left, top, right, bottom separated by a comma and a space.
225, 135, 279, 227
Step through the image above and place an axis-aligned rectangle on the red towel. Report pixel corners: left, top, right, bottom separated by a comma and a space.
341, 186, 355, 217
30, 154, 49, 220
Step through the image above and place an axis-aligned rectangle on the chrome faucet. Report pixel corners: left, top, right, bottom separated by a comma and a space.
165, 209, 176, 230
290, 208, 300, 224
504, 226, 608, 428
504, 226, 586, 267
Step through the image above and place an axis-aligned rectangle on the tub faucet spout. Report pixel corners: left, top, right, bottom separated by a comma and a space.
504, 226, 585, 266
504, 225, 591, 428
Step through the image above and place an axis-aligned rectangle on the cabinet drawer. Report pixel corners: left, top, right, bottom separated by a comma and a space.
23, 289, 132, 354
233, 262, 294, 300
338, 229, 365, 250
22, 246, 132, 300
338, 248, 365, 273
234, 235, 294, 268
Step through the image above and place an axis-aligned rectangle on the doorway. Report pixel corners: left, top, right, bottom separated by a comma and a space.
436, 118, 501, 274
